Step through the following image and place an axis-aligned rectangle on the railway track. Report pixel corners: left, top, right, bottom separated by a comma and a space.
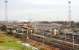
30, 34, 79, 50
29, 39, 60, 50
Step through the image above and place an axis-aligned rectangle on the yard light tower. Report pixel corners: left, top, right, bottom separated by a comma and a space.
68, 0, 72, 26
68, 0, 75, 49
5, 0, 8, 22
65, 0, 72, 41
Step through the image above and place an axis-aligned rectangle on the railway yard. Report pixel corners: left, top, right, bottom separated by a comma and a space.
1, 21, 79, 50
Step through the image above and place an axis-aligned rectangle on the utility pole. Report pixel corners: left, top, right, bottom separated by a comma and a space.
5, 0, 8, 22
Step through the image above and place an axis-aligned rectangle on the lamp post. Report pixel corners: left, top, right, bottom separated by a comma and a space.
72, 33, 75, 50
30, 29, 33, 35
64, 29, 68, 40
26, 27, 29, 40
65, 32, 67, 40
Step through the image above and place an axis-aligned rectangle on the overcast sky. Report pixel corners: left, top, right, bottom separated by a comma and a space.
0, 0, 79, 21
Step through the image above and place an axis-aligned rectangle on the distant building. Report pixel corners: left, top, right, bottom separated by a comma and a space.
32, 21, 62, 33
